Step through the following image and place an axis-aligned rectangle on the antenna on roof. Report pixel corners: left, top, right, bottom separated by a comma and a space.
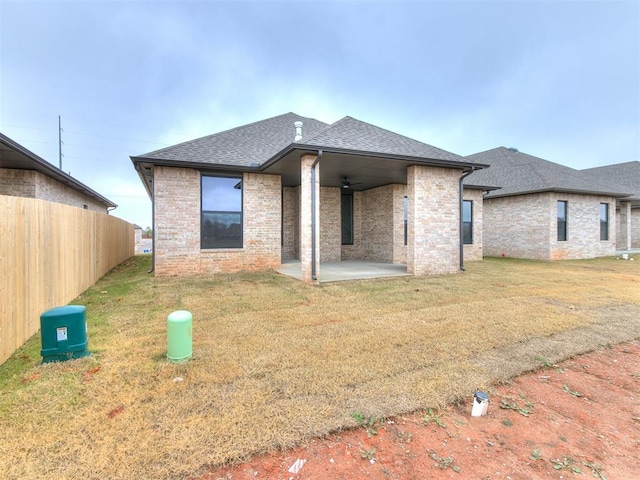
58, 115, 64, 169
294, 121, 303, 142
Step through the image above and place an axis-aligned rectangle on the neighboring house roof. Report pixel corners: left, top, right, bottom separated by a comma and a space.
0, 132, 117, 208
581, 161, 640, 203
465, 147, 631, 199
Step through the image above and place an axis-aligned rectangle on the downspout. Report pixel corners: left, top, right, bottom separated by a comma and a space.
311, 149, 323, 281
148, 176, 155, 273
459, 166, 477, 271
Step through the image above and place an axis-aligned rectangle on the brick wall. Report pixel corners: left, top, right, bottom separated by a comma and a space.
463, 188, 484, 262
361, 185, 394, 262
617, 202, 640, 250
154, 166, 281, 276
407, 165, 460, 275
282, 186, 298, 260
392, 184, 408, 264
484, 192, 617, 260
0, 168, 107, 212
633, 208, 640, 248
320, 187, 341, 262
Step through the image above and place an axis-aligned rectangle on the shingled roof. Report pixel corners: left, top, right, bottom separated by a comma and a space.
134, 112, 473, 167
581, 161, 640, 201
138, 113, 329, 168
465, 147, 630, 198
298, 116, 466, 163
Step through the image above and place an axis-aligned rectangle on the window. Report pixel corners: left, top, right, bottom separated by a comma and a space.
341, 193, 353, 245
462, 200, 473, 244
201, 175, 242, 249
600, 203, 609, 241
557, 200, 568, 242
403, 196, 408, 246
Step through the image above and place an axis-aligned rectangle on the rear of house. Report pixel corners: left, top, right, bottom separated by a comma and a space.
466, 147, 629, 260
581, 161, 640, 251
132, 113, 488, 283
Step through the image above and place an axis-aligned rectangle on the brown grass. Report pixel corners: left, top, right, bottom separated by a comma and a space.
1, 256, 639, 479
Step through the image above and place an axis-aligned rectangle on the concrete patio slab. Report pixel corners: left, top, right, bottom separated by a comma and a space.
277, 260, 409, 283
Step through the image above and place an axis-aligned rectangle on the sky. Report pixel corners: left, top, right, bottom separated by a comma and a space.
1, 0, 638, 229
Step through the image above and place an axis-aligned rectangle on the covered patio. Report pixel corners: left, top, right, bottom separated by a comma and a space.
277, 259, 409, 282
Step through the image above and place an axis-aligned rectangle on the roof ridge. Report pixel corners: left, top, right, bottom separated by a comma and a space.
139, 112, 306, 157
298, 116, 349, 144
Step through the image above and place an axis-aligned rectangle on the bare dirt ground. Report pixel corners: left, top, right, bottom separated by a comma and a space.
201, 340, 640, 480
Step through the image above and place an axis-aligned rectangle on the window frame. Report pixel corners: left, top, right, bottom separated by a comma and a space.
557, 200, 568, 242
600, 202, 609, 241
200, 174, 243, 249
462, 200, 473, 245
403, 196, 408, 246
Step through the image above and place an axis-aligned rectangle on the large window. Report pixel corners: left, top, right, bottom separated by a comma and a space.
403, 196, 408, 246
462, 200, 473, 244
341, 193, 353, 245
600, 203, 609, 241
201, 175, 242, 249
557, 200, 568, 242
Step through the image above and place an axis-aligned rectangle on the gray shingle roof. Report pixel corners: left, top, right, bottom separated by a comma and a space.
135, 113, 475, 167
581, 161, 640, 201
299, 116, 468, 163
139, 113, 329, 167
465, 147, 630, 198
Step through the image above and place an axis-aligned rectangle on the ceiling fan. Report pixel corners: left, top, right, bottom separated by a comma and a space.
341, 176, 363, 190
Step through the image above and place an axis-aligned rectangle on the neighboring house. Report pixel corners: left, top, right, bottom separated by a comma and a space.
131, 113, 488, 283
465, 147, 631, 260
581, 162, 640, 250
0, 132, 117, 213
134, 224, 143, 244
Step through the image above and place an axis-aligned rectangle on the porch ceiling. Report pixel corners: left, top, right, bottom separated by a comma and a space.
264, 150, 434, 191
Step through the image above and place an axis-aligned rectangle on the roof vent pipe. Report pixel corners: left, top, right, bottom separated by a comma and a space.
294, 121, 303, 142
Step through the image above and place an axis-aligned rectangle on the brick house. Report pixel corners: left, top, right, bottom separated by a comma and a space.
466, 147, 631, 260
581, 162, 640, 250
131, 113, 488, 282
0, 132, 117, 213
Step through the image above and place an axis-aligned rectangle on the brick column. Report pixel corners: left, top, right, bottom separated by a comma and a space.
300, 154, 320, 283
407, 165, 460, 275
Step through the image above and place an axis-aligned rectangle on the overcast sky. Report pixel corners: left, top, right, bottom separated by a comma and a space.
1, 0, 638, 229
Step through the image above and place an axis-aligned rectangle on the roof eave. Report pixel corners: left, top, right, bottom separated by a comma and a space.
486, 188, 632, 199
2, 133, 117, 209
261, 144, 489, 171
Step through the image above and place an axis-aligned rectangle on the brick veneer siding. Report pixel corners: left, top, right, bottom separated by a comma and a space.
282, 186, 299, 260
617, 202, 640, 250
361, 185, 394, 262
483, 192, 617, 260
392, 184, 408, 264
320, 187, 341, 262
633, 208, 640, 248
299, 154, 320, 283
407, 165, 461, 275
1, 168, 107, 212
463, 189, 483, 262
154, 166, 281, 276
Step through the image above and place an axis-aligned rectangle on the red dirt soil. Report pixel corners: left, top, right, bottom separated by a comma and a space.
201, 340, 640, 480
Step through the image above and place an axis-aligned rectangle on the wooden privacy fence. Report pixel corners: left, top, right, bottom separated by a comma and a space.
0, 195, 134, 365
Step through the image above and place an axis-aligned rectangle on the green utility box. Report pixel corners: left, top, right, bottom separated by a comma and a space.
40, 305, 91, 363
167, 310, 192, 363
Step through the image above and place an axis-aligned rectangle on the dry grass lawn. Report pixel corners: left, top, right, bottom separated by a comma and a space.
1, 255, 639, 479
